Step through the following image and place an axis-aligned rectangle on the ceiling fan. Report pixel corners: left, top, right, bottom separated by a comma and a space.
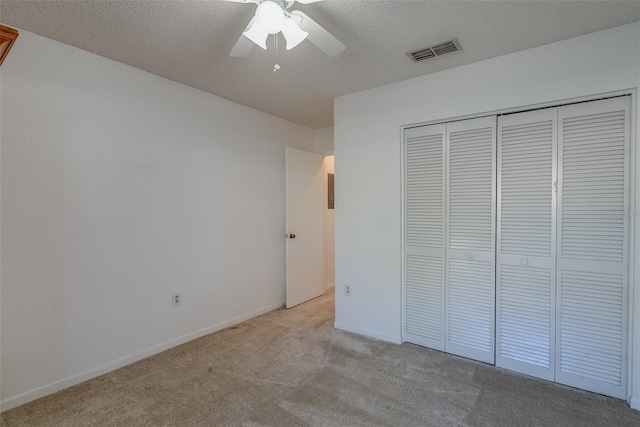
223, 0, 346, 58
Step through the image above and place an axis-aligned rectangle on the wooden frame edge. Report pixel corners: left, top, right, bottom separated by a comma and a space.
0, 24, 19, 67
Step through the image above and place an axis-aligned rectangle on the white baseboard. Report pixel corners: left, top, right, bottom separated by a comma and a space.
0, 300, 284, 412
334, 321, 402, 344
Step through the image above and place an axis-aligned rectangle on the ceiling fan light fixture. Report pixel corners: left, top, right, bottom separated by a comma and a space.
228, 0, 346, 58
243, 20, 269, 49
281, 18, 308, 50
256, 1, 285, 34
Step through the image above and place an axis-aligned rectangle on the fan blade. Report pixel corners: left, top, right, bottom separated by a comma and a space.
294, 0, 324, 4
290, 10, 345, 57
229, 17, 256, 57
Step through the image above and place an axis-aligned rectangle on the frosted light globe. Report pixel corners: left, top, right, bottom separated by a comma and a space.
256, 1, 285, 34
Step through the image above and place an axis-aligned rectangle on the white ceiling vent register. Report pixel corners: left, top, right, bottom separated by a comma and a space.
408, 39, 460, 62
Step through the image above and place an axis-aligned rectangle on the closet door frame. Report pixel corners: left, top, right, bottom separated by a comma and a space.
400, 90, 637, 406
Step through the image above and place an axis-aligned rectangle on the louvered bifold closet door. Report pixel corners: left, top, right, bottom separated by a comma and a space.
445, 116, 496, 364
404, 124, 446, 350
556, 96, 630, 399
496, 109, 557, 380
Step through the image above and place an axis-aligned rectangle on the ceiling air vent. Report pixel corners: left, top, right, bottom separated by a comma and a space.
408, 39, 460, 63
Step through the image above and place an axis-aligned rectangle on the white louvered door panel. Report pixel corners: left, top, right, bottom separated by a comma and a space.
445, 116, 496, 364
496, 109, 557, 380
404, 124, 446, 350
556, 96, 630, 399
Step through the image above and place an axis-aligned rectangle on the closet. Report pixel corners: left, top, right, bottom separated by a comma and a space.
405, 116, 496, 363
403, 96, 630, 399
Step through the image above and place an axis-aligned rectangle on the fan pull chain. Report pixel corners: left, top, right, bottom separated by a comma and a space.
273, 33, 280, 74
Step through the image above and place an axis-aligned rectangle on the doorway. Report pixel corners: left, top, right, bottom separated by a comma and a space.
284, 149, 335, 308
324, 155, 335, 293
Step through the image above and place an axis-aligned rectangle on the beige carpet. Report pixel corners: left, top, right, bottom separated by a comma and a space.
2, 289, 639, 426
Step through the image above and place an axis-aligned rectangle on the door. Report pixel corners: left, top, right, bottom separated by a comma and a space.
445, 116, 496, 364
403, 124, 446, 350
555, 96, 630, 399
402, 96, 631, 399
285, 147, 324, 308
496, 108, 557, 380
403, 116, 496, 364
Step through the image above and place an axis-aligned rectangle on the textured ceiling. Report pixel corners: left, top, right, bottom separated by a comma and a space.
2, 1, 639, 128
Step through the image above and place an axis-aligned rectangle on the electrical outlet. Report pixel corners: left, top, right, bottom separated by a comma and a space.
344, 284, 351, 296
172, 292, 181, 307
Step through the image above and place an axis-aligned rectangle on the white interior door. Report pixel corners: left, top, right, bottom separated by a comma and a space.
445, 116, 496, 364
555, 96, 630, 399
496, 108, 557, 381
403, 124, 446, 350
285, 147, 324, 308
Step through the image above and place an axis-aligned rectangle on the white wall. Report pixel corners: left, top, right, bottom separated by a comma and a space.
334, 22, 640, 408
314, 127, 334, 155
323, 155, 335, 289
0, 63, 3, 412
0, 30, 315, 409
